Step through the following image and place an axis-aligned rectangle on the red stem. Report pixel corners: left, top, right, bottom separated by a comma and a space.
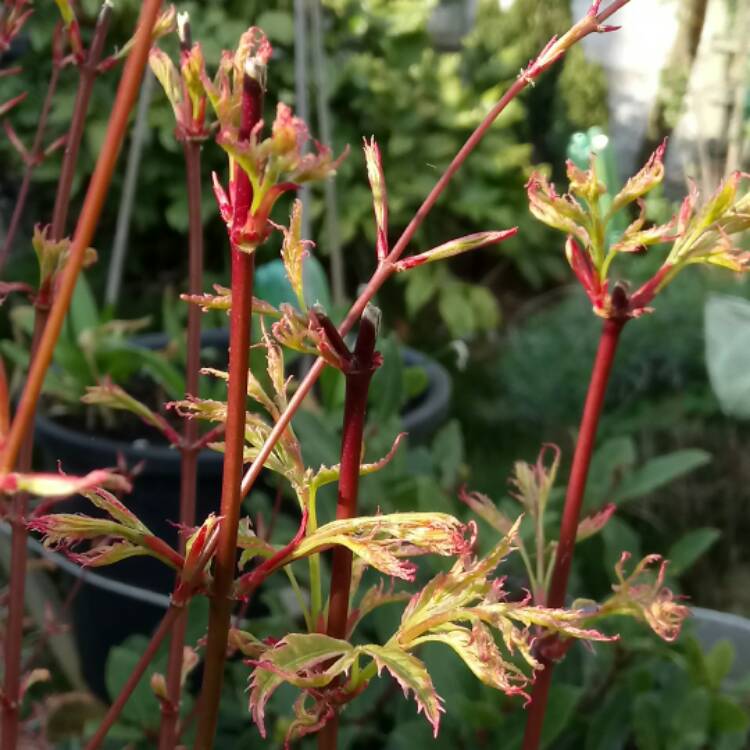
193, 70, 263, 750
238, 0, 632, 502
50, 1, 113, 241
84, 605, 181, 750
521, 317, 625, 750
319, 316, 378, 750
0, 63, 61, 274
158, 139, 204, 750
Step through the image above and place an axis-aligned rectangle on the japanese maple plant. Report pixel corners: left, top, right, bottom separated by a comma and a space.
3, 1, 746, 749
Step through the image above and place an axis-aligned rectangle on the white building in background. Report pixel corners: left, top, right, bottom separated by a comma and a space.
571, 0, 732, 188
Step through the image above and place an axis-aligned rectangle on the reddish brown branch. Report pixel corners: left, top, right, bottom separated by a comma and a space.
521, 317, 625, 750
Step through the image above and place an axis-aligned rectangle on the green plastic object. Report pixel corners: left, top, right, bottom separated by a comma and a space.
254, 255, 332, 312
567, 127, 627, 239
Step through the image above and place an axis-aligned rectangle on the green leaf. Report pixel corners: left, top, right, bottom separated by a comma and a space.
370, 336, 404, 422
438, 282, 476, 338
256, 10, 294, 44
67, 275, 100, 339
431, 420, 463, 489
361, 644, 443, 737
705, 294, 750, 418
667, 688, 711, 750
105, 636, 160, 728
711, 695, 750, 736
404, 269, 438, 316
584, 685, 631, 750
249, 634, 356, 737
615, 449, 711, 505
666, 528, 721, 576
704, 640, 735, 690
632, 692, 662, 750
541, 685, 583, 749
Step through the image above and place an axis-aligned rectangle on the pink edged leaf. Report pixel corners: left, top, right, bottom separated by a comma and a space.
313, 432, 407, 488
458, 485, 515, 535
565, 237, 609, 316
284, 692, 336, 749
248, 633, 356, 738
610, 140, 667, 215
395, 229, 517, 272
361, 644, 444, 737
275, 199, 312, 311
576, 503, 616, 542
363, 136, 389, 261
81, 380, 181, 446
289, 512, 475, 580
526, 172, 590, 244
509, 443, 561, 519
0, 468, 130, 499
566, 159, 606, 206
409, 622, 531, 699
597, 552, 690, 641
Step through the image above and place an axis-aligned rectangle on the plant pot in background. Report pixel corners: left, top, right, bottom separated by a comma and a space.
692, 607, 750, 682
35, 410, 224, 701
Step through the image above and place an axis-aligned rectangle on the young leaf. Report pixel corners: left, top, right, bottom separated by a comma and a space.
360, 644, 444, 737
290, 513, 475, 580
249, 634, 356, 737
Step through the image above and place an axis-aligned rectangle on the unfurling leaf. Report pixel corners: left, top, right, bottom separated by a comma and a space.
566, 159, 605, 206
347, 580, 410, 637
509, 444, 560, 519
82, 379, 180, 445
395, 229, 517, 271
576, 503, 616, 542
609, 140, 666, 215
313, 432, 406, 489
526, 173, 590, 244
596, 552, 690, 641
249, 634, 356, 738
277, 199, 311, 311
459, 486, 515, 535
181, 284, 279, 316
363, 137, 389, 261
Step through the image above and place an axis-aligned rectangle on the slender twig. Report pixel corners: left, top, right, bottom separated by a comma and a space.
193, 65, 264, 750
50, 0, 113, 242
84, 605, 181, 750
158, 138, 205, 750
0, 63, 61, 273
521, 317, 625, 750
319, 307, 380, 750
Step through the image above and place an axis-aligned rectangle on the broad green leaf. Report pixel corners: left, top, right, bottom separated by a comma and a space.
431, 420, 463, 489
67, 275, 100, 339
615, 449, 711, 504
711, 695, 750, 736
541, 685, 583, 749
105, 636, 161, 728
667, 687, 710, 750
361, 644, 443, 737
666, 528, 721, 576
704, 640, 735, 690
370, 335, 404, 422
705, 294, 750, 418
584, 685, 631, 750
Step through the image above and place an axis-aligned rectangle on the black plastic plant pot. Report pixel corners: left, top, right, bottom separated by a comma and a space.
34, 411, 224, 701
